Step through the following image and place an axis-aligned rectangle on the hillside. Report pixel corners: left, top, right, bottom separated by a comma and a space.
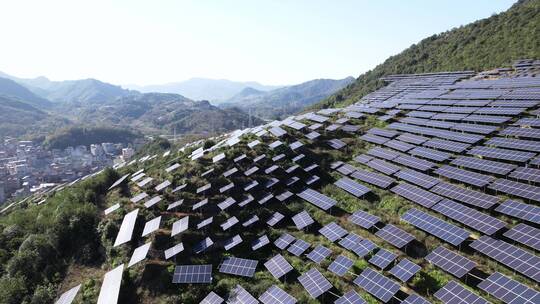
126, 78, 282, 102
312, 0, 540, 109
42, 127, 143, 150
223, 77, 355, 119
71, 92, 263, 136
0, 77, 52, 108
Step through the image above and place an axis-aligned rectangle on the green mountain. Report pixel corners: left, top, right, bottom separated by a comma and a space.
223, 77, 355, 119
0, 77, 52, 109
312, 0, 540, 109
43, 127, 142, 150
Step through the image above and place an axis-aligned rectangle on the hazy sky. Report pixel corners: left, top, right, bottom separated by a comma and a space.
0, 0, 515, 86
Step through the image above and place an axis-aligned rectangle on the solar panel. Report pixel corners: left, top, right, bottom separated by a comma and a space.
171, 216, 189, 237
244, 180, 259, 191
130, 192, 148, 203
276, 190, 293, 202
339, 232, 362, 250
375, 224, 415, 248
269, 126, 287, 137
354, 154, 374, 164
496, 199, 540, 224
144, 196, 162, 208
335, 177, 371, 197
477, 272, 540, 304
485, 137, 540, 153
503, 223, 540, 251
114, 209, 139, 247
292, 211, 315, 230
434, 280, 488, 304
401, 294, 430, 304
319, 222, 348, 242
384, 139, 415, 152
219, 183, 235, 193
391, 183, 443, 208
193, 237, 213, 254
234, 154, 247, 163
500, 127, 540, 139
142, 216, 161, 237
55, 284, 81, 304
221, 216, 239, 231
366, 158, 400, 175
393, 155, 436, 172
450, 156, 517, 175
352, 239, 377, 257
223, 167, 239, 178
423, 138, 470, 153
171, 184, 186, 193
250, 235, 269, 251
253, 154, 266, 163
264, 254, 293, 279
212, 153, 226, 163
434, 165, 494, 187
298, 268, 333, 298
396, 133, 428, 145
432, 199, 505, 235
360, 133, 389, 145
273, 153, 286, 162
200, 291, 224, 304
402, 208, 470, 246
509, 166, 540, 183
462, 114, 511, 124
164, 242, 184, 259
489, 178, 540, 202
368, 249, 397, 269
274, 233, 295, 249
297, 188, 337, 210
367, 128, 399, 138
367, 147, 401, 161
351, 169, 395, 189
242, 215, 259, 227
137, 177, 154, 188
97, 264, 124, 304
353, 268, 400, 303
219, 257, 257, 277
197, 216, 213, 229
336, 163, 357, 175
128, 242, 151, 267
388, 259, 421, 282
470, 236, 540, 283
431, 182, 498, 209
104, 203, 120, 215
267, 212, 284, 227
348, 210, 380, 229
328, 139, 347, 149
328, 255, 354, 276
292, 153, 305, 162
425, 246, 476, 278
394, 169, 440, 189
287, 239, 310, 256
259, 285, 297, 304
468, 146, 535, 163
306, 245, 332, 264
228, 285, 258, 304
409, 146, 451, 162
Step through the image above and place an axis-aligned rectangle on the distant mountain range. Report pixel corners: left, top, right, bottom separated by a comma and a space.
0, 73, 262, 141
221, 77, 355, 119
125, 78, 282, 102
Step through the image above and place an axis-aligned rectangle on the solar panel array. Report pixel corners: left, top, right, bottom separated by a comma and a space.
353, 268, 400, 303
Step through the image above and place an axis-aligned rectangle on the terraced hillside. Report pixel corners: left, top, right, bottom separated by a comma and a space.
3, 62, 540, 304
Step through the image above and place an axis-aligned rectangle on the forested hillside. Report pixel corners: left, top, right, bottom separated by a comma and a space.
312, 0, 540, 109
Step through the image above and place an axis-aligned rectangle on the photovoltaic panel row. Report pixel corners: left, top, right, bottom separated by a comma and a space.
503, 223, 540, 251
434, 165, 494, 187
297, 188, 337, 210
432, 199, 505, 235
348, 210, 380, 229
402, 208, 470, 246
367, 146, 401, 161
495, 199, 540, 224
409, 146, 452, 162
470, 236, 540, 283
375, 224, 415, 248
388, 122, 484, 144
393, 154, 436, 172
489, 178, 540, 202
500, 127, 540, 139
468, 146, 536, 163
477, 272, 540, 304
353, 268, 400, 303
425, 246, 476, 278
423, 138, 470, 153
434, 280, 488, 304
450, 156, 517, 175
366, 158, 401, 175
431, 182, 498, 209
509, 166, 540, 183
335, 177, 371, 197
486, 137, 540, 153
394, 169, 440, 189
391, 183, 443, 208
351, 169, 395, 189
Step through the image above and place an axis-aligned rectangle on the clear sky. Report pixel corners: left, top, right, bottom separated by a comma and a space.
0, 0, 516, 86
